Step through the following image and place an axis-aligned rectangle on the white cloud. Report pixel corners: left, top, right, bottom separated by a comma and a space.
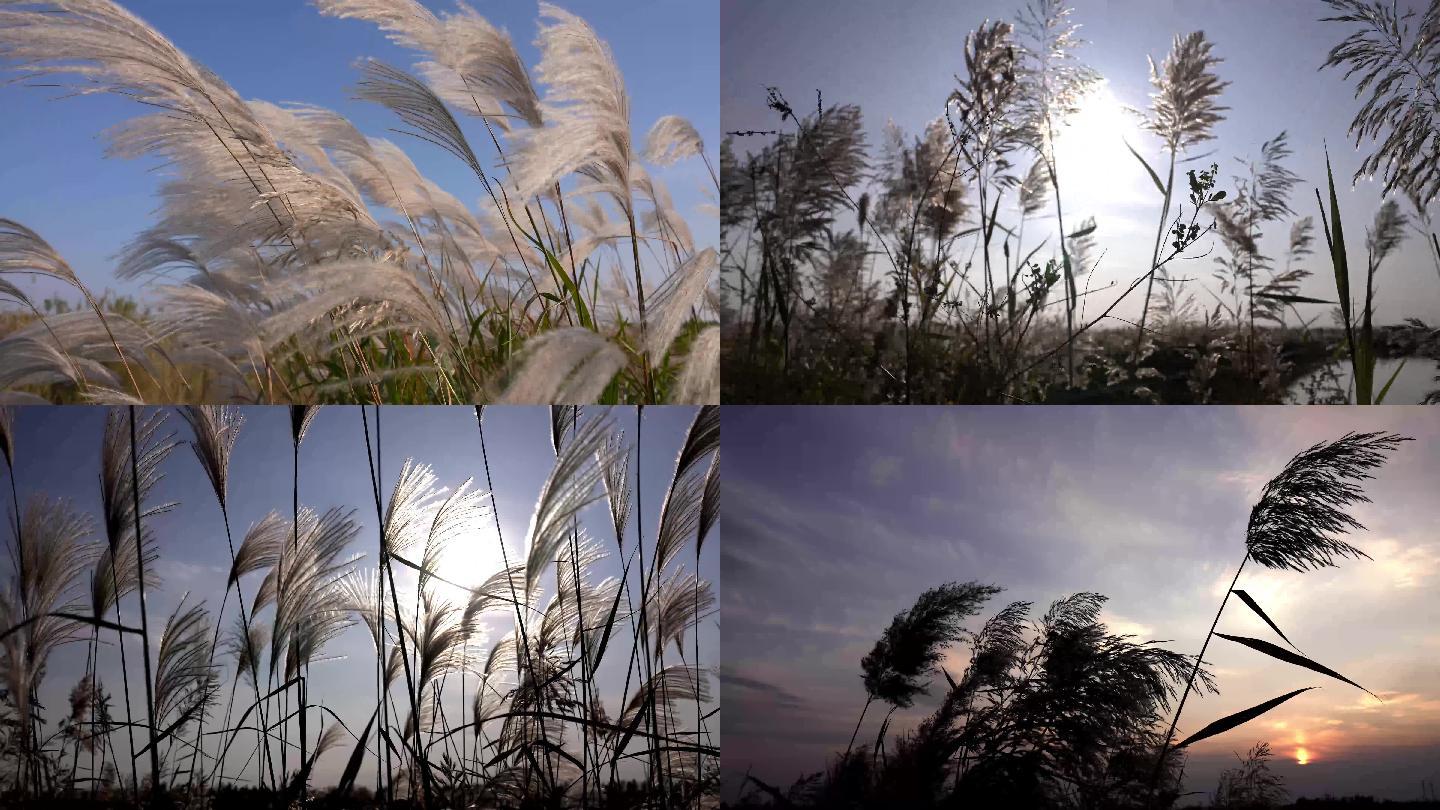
868, 454, 901, 487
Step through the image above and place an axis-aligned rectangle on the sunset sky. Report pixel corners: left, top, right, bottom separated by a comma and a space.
722, 406, 1440, 803
722, 0, 1440, 326
3, 405, 719, 789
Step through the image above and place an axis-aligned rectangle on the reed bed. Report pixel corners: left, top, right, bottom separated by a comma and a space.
0, 404, 720, 808
728, 431, 1407, 810
0, 1, 718, 405
721, 0, 1440, 405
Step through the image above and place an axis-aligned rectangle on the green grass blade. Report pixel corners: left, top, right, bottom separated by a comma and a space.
1322, 149, 1353, 345
1355, 340, 1375, 405
1124, 138, 1166, 195
1375, 357, 1407, 404
541, 243, 595, 331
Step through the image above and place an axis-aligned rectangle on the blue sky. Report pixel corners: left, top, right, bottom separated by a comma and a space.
722, 0, 1440, 326
3, 404, 718, 789
0, 0, 718, 305
722, 405, 1440, 803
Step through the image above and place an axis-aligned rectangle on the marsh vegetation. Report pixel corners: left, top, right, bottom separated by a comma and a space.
720, 0, 1440, 404
0, 1, 718, 405
0, 404, 720, 808
723, 432, 1410, 809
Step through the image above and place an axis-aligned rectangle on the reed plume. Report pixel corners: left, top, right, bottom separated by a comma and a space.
0, 1, 716, 405
1133, 31, 1229, 366
0, 404, 718, 805
1153, 431, 1409, 791
1144, 31, 1230, 151
1244, 431, 1410, 570
1321, 0, 1440, 207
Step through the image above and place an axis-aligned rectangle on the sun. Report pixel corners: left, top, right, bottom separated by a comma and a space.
1049, 80, 1151, 209
435, 523, 509, 599
1296, 746, 1311, 766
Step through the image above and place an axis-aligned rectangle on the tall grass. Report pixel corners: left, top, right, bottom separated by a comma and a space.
0, 404, 719, 808
1151, 432, 1409, 793
729, 431, 1410, 810
721, 1, 1439, 405
1316, 154, 1415, 403
0, 1, 718, 405
737, 588, 1210, 809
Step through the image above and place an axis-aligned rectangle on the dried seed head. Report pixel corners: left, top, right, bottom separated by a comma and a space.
1145, 31, 1229, 151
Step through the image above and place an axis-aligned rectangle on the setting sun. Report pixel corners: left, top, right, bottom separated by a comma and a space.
1296, 747, 1312, 766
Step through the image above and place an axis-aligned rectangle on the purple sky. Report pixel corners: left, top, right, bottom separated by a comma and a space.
3, 404, 718, 789
722, 405, 1440, 804
721, 0, 1440, 327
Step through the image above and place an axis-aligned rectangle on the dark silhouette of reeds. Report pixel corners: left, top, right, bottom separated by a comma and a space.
735, 588, 1210, 810
727, 432, 1411, 810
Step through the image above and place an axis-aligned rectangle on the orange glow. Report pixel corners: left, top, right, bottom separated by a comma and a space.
1296, 747, 1311, 766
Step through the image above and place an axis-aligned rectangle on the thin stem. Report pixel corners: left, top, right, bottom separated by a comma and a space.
361, 406, 433, 807
293, 430, 308, 804
1047, 156, 1078, 389
111, 549, 140, 798
693, 545, 703, 806
628, 209, 656, 403
188, 585, 232, 792
562, 409, 592, 807
631, 407, 665, 800
224, 504, 274, 790
473, 406, 551, 776
127, 406, 161, 802
844, 696, 873, 758
1149, 551, 1248, 795
1133, 148, 1178, 368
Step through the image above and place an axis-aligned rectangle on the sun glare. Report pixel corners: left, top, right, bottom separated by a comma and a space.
437, 524, 508, 598
1296, 747, 1311, 766
1050, 81, 1149, 210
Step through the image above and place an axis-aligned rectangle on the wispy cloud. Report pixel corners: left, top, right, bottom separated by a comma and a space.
725, 406, 1440, 800
867, 454, 901, 487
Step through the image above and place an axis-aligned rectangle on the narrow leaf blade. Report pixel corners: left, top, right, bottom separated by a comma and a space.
1217, 633, 1378, 699
1230, 590, 1297, 650
335, 707, 378, 797
1124, 138, 1166, 195
1323, 149, 1353, 345
1176, 687, 1316, 749
1252, 292, 1333, 305
1375, 357, 1407, 404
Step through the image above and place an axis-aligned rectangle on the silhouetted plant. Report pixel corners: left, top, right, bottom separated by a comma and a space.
947, 20, 1025, 392
738, 102, 869, 379
723, 5, 1440, 405
742, 589, 1211, 810
859, 582, 999, 709
1212, 741, 1287, 809
842, 581, 988, 766
1153, 431, 1409, 791
1210, 132, 1304, 390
